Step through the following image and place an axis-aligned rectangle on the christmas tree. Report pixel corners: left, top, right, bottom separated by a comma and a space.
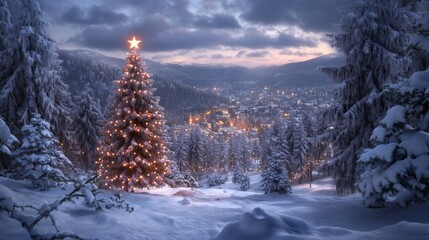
97, 37, 168, 191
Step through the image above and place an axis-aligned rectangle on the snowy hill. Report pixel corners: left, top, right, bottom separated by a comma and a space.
58, 50, 228, 124
1, 175, 428, 240
258, 53, 345, 88
60, 49, 253, 88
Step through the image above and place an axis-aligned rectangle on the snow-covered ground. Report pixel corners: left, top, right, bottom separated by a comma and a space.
1, 174, 429, 240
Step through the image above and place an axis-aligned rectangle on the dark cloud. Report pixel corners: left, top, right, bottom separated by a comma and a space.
236, 50, 247, 57
71, 26, 316, 52
211, 54, 227, 59
239, 0, 343, 32
62, 5, 127, 25
226, 29, 317, 48
39, 0, 331, 54
194, 14, 241, 29
245, 50, 269, 58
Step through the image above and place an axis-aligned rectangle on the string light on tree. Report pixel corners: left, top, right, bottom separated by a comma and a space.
97, 36, 169, 192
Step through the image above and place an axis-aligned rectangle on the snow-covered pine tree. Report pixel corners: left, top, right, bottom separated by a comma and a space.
406, 1, 429, 74
321, 0, 411, 193
163, 156, 198, 188
358, 69, 429, 207
302, 112, 315, 185
0, 0, 12, 90
232, 167, 244, 184
172, 129, 189, 173
261, 157, 291, 194
73, 84, 104, 171
227, 133, 240, 171
291, 119, 309, 183
97, 37, 168, 191
202, 134, 217, 173
186, 127, 204, 180
217, 139, 229, 173
238, 133, 252, 172
0, 0, 73, 149
260, 121, 290, 171
261, 121, 291, 194
239, 174, 250, 191
313, 107, 336, 174
229, 132, 252, 172
12, 114, 71, 190
251, 138, 261, 165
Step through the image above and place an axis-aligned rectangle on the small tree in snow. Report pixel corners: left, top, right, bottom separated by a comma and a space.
261, 157, 291, 194
239, 175, 250, 191
12, 114, 72, 190
232, 167, 244, 184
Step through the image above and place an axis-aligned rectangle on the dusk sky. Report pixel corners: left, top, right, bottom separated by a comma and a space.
39, 0, 344, 67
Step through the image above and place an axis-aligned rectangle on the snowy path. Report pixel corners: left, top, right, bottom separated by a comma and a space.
1, 175, 429, 240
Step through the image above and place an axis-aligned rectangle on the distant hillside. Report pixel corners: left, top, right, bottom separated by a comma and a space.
61, 50, 253, 88
257, 54, 345, 88
61, 50, 344, 90
58, 50, 227, 124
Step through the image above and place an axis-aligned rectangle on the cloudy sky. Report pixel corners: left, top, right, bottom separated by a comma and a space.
39, 0, 344, 67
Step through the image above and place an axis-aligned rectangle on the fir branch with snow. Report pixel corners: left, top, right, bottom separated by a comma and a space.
358, 69, 429, 207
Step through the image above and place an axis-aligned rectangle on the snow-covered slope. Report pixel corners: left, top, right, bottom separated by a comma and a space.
258, 53, 345, 88
1, 175, 428, 240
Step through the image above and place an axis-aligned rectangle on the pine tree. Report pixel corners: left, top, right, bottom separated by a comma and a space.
358, 69, 429, 207
218, 139, 229, 173
202, 135, 217, 173
0, 0, 74, 148
232, 167, 244, 184
261, 121, 290, 171
187, 127, 204, 180
12, 114, 71, 190
406, 1, 429, 74
97, 37, 168, 191
73, 84, 104, 171
321, 0, 411, 193
261, 157, 291, 194
239, 174, 250, 191
302, 112, 315, 186
238, 133, 252, 172
291, 120, 309, 183
357, 1, 429, 206
0, 0, 12, 90
172, 129, 189, 173
227, 134, 239, 170
163, 157, 198, 188
261, 121, 292, 194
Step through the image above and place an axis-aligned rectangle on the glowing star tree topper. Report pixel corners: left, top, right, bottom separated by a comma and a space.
128, 36, 141, 49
